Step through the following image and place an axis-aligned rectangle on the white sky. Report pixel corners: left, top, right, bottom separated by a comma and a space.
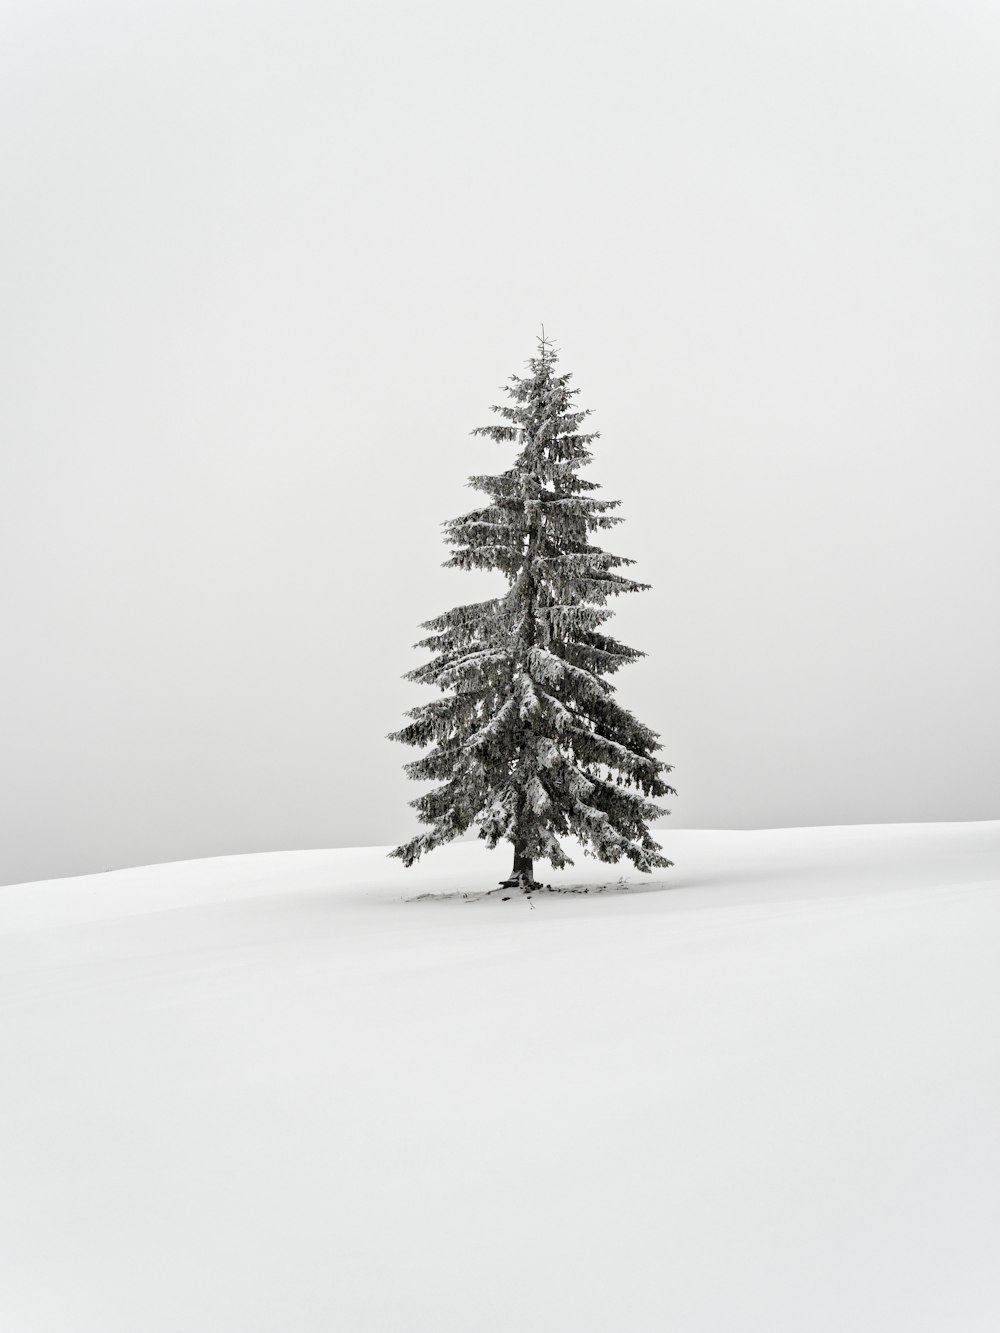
2, 0, 1000, 885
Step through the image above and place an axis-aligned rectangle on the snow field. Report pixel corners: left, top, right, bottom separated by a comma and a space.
1, 823, 999, 1332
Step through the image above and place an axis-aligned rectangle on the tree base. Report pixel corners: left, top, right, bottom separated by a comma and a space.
497, 876, 543, 890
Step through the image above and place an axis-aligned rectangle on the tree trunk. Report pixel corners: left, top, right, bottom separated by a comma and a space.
498, 836, 535, 889
511, 846, 534, 886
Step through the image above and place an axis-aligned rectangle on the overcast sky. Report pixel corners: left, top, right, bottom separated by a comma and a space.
2, 0, 999, 886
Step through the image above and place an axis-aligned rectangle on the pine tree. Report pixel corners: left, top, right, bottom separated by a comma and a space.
389, 333, 674, 888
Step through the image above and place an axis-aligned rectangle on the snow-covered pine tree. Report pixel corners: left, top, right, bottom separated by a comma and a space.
389, 333, 674, 888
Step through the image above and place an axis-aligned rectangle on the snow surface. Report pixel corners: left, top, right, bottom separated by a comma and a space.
2, 823, 999, 1333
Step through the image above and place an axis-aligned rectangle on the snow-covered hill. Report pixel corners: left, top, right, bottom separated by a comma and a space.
2, 823, 999, 1332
